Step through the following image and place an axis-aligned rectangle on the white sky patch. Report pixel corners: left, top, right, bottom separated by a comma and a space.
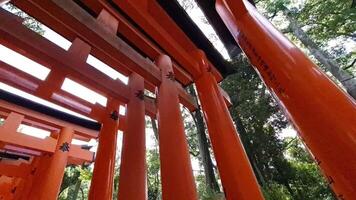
177, 0, 231, 60
61, 78, 108, 107
279, 126, 297, 138
17, 124, 50, 139
146, 126, 157, 150
72, 138, 97, 147
327, 38, 356, 54
119, 105, 126, 116
114, 130, 124, 164
0, 82, 95, 121
42, 26, 72, 50
87, 55, 129, 85
0, 44, 50, 80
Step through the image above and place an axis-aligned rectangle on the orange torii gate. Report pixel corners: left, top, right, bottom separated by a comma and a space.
0, 0, 354, 200
0, 98, 95, 199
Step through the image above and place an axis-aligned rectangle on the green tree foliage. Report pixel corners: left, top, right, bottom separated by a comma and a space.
147, 148, 161, 200
59, 165, 92, 200
297, 0, 356, 75
257, 0, 355, 78
298, 0, 355, 42
3, 3, 45, 35
285, 137, 334, 200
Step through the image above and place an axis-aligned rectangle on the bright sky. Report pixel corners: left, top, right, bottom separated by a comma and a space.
177, 0, 231, 60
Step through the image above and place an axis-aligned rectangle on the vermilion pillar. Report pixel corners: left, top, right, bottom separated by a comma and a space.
156, 55, 198, 200
89, 105, 119, 200
118, 73, 147, 200
33, 127, 74, 200
194, 51, 264, 200
216, 0, 356, 198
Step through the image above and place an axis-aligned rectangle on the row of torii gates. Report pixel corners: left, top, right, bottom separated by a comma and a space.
0, 0, 355, 199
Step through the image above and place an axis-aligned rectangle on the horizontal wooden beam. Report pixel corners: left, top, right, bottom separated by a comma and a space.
25, 0, 162, 86
0, 8, 130, 103
0, 61, 102, 119
0, 112, 94, 162
0, 112, 57, 153
2, 145, 42, 156
113, 0, 201, 79
69, 144, 94, 163
0, 6, 197, 116
0, 9, 159, 117
0, 100, 99, 139
0, 162, 31, 178
91, 0, 193, 86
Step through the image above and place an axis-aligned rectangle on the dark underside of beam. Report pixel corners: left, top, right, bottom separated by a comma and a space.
0, 151, 30, 161
0, 90, 101, 131
157, 0, 238, 77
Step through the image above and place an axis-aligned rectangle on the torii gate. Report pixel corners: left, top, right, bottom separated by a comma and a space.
0, 0, 354, 200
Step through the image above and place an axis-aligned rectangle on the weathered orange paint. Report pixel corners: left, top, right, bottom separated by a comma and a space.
113, 0, 201, 79
195, 51, 264, 200
17, 157, 41, 200
155, 55, 198, 200
0, 162, 31, 178
217, 0, 356, 198
35, 127, 74, 199
1, 177, 22, 200
88, 106, 119, 200
118, 73, 147, 200
27, 155, 51, 200
0, 176, 12, 199
12, 177, 27, 199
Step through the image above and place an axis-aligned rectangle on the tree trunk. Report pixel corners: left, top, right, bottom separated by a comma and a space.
251, 157, 267, 187
150, 117, 159, 141
70, 179, 82, 200
283, 9, 356, 99
188, 86, 220, 192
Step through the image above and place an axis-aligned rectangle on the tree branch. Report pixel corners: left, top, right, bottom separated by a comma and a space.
281, 27, 292, 34
268, 10, 278, 20
344, 59, 356, 70
352, 0, 356, 8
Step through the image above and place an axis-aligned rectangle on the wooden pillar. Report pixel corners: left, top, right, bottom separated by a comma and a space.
155, 55, 198, 200
194, 51, 264, 200
88, 105, 119, 200
28, 127, 74, 200
118, 73, 146, 200
216, 0, 356, 198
